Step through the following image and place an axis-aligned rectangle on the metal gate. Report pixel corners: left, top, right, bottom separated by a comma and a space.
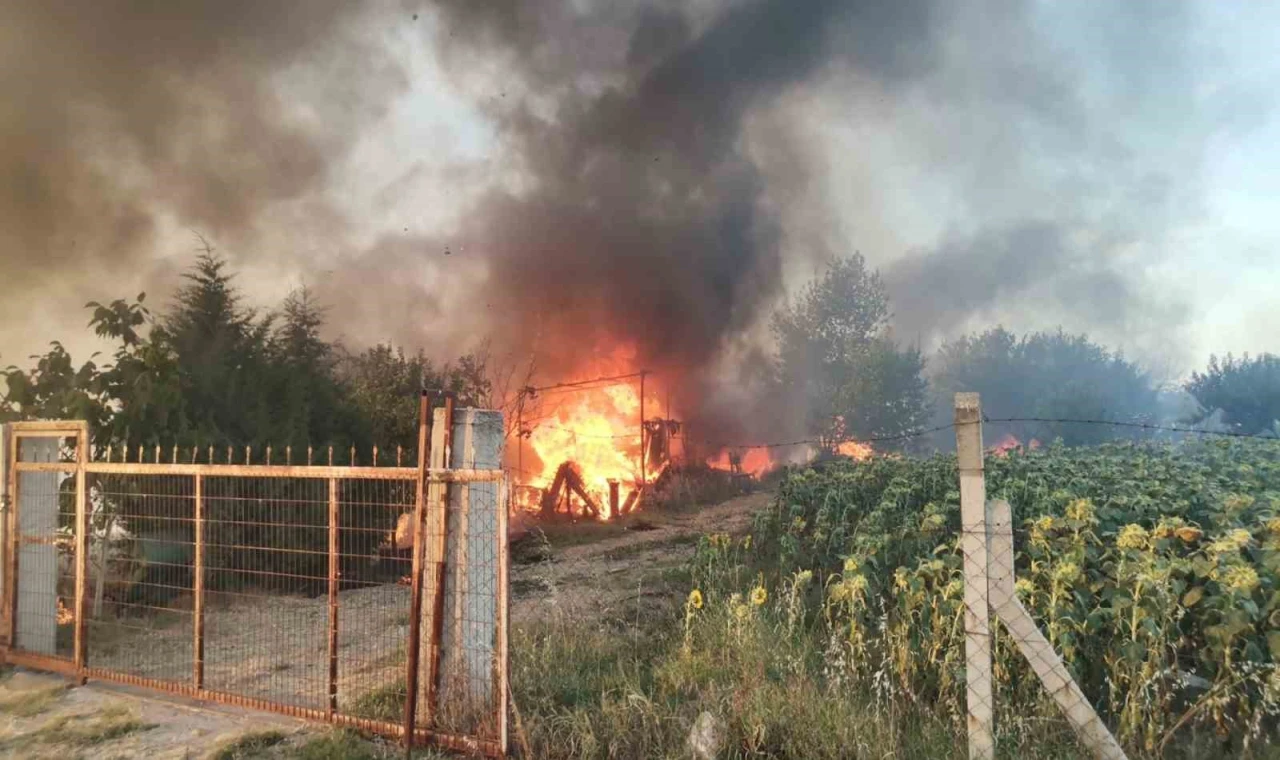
0, 396, 508, 756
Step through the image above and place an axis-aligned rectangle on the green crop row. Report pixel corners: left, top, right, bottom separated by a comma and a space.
727, 438, 1280, 755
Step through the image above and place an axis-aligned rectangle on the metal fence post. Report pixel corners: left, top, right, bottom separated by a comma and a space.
193, 473, 205, 689
405, 391, 433, 746
955, 392, 994, 760
73, 422, 89, 683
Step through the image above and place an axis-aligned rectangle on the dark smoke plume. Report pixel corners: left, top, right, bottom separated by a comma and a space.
0, 1, 401, 359
420, 0, 937, 422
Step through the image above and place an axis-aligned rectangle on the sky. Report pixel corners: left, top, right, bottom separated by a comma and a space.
1, 0, 1277, 385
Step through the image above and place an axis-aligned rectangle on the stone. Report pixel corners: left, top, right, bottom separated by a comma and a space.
687, 711, 726, 760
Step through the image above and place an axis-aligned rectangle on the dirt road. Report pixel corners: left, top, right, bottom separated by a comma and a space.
510, 490, 773, 626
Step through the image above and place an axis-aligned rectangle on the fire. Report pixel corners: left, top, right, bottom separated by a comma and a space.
706, 446, 773, 476
990, 433, 1040, 456
57, 597, 73, 625
516, 350, 662, 520
835, 440, 874, 461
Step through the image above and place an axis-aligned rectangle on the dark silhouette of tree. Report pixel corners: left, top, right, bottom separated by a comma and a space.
931, 327, 1159, 446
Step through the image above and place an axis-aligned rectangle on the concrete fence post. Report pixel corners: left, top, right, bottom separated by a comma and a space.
955, 392, 995, 760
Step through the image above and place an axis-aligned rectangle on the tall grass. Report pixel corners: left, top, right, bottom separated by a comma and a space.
510, 439, 1280, 758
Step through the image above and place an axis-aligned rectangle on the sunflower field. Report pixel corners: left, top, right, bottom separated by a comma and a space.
743, 437, 1280, 755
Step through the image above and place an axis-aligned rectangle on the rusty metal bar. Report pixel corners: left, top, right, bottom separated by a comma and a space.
70, 462, 501, 481
6, 425, 18, 645
426, 393, 455, 725
640, 370, 647, 486
193, 473, 205, 689
9, 462, 76, 473
73, 422, 88, 682
404, 391, 432, 747
5, 421, 85, 434
327, 476, 339, 716
497, 476, 510, 754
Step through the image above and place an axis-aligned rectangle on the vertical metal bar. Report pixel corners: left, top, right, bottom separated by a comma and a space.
497, 475, 510, 754
193, 473, 205, 689
73, 423, 89, 682
426, 394, 455, 724
955, 392, 993, 760
6, 426, 19, 646
450, 414, 475, 680
328, 477, 339, 716
404, 391, 433, 747
639, 371, 646, 486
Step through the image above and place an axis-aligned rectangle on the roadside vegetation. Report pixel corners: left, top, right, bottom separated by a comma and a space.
508, 438, 1280, 759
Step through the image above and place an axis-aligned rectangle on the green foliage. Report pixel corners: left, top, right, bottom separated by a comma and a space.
749, 440, 1280, 755
1186, 353, 1280, 436
0, 251, 490, 592
932, 327, 1161, 446
1, 250, 491, 453
772, 255, 930, 447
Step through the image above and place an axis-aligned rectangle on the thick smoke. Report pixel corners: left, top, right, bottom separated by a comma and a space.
0, 0, 1237, 432
419, 0, 937, 431
0, 1, 401, 361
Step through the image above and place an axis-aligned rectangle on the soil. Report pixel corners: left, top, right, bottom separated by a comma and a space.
508, 491, 772, 626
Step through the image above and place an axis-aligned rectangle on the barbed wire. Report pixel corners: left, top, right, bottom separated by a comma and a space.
983, 415, 1278, 440
520, 371, 645, 396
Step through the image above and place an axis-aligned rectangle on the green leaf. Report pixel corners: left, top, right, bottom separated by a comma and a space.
1182, 586, 1204, 607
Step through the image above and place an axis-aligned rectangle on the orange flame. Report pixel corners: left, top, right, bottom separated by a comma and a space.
835, 440, 874, 461
990, 433, 1040, 457
706, 446, 773, 476
516, 349, 662, 519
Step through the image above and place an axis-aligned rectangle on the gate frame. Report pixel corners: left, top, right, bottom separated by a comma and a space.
0, 410, 509, 758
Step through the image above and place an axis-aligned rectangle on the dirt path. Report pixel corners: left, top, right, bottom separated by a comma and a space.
0, 668, 316, 759
510, 490, 774, 626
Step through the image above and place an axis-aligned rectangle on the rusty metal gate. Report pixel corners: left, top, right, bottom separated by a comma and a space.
0, 395, 509, 756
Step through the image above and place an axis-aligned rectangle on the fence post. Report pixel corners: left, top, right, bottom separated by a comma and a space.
193, 474, 205, 689
955, 392, 994, 760
987, 499, 1129, 760
405, 391, 433, 746
425, 394, 455, 724
73, 421, 88, 683
327, 477, 339, 716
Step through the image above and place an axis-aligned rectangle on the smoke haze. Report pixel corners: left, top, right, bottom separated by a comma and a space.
2, 1, 1277, 416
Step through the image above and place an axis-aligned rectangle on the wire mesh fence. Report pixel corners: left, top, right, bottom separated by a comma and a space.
2, 408, 508, 757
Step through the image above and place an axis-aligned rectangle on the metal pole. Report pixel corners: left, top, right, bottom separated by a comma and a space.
327, 477, 339, 716
193, 474, 205, 689
639, 371, 647, 486
404, 391, 432, 750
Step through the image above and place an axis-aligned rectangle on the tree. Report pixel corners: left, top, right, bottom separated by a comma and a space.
931, 327, 1159, 446
1184, 353, 1280, 435
335, 344, 492, 453
87, 294, 187, 449
772, 255, 930, 446
163, 246, 273, 445
270, 286, 354, 450
1, 341, 109, 436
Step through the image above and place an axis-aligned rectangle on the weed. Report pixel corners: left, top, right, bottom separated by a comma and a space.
0, 683, 67, 717
346, 680, 406, 723
211, 730, 289, 759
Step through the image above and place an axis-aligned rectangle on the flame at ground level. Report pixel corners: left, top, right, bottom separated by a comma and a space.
706, 446, 773, 477
836, 440, 874, 460
990, 433, 1041, 456
513, 353, 662, 520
